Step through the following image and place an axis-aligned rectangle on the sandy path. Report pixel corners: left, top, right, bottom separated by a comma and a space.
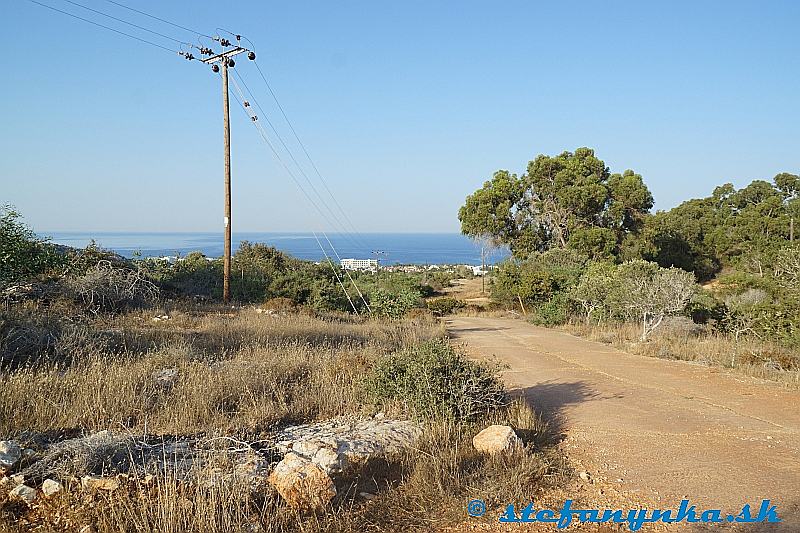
446, 316, 800, 530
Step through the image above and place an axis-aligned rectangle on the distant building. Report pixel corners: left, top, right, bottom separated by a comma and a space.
340, 258, 379, 272
471, 265, 488, 276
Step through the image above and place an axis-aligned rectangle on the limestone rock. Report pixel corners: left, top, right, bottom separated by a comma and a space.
9, 484, 37, 505
268, 452, 336, 509
0, 441, 21, 475
81, 475, 120, 491
472, 425, 522, 455
41, 478, 63, 497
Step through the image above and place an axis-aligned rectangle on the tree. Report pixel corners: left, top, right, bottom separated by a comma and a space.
459, 149, 653, 259
608, 260, 696, 340
774, 172, 800, 242
0, 205, 65, 284
472, 233, 500, 294
570, 262, 617, 324
458, 170, 523, 251
774, 245, 800, 297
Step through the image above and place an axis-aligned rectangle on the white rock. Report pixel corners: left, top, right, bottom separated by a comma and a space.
472, 425, 522, 455
41, 478, 63, 497
0, 441, 21, 475
81, 475, 120, 491
268, 452, 336, 509
9, 484, 36, 505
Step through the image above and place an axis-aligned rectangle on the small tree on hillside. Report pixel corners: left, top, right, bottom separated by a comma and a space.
570, 262, 617, 324
774, 246, 800, 297
609, 260, 696, 340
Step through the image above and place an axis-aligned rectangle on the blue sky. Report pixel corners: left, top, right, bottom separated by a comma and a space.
2, 0, 799, 233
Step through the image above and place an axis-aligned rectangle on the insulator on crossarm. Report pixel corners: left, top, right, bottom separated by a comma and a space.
251, 116, 258, 121
248, 51, 256, 61
220, 38, 231, 47
243, 101, 250, 107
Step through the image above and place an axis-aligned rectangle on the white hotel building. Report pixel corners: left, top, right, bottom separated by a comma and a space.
340, 258, 379, 272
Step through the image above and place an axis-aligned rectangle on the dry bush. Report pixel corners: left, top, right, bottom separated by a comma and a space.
261, 297, 298, 312
68, 260, 158, 314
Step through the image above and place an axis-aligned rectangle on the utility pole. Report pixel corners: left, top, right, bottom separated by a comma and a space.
201, 45, 255, 304
221, 58, 232, 303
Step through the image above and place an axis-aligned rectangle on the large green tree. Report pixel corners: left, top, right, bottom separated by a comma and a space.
459, 148, 653, 259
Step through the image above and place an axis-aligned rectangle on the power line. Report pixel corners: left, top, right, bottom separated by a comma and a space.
227, 73, 371, 312
57, 0, 193, 47
27, 0, 179, 53
312, 231, 359, 314
250, 59, 371, 247
102, 0, 215, 40
214, 28, 372, 252
232, 68, 370, 252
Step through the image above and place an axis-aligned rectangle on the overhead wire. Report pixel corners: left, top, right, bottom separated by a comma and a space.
215, 29, 371, 251
312, 231, 359, 314
231, 68, 370, 252
57, 0, 194, 47
102, 0, 215, 40
27, 0, 180, 54
227, 72, 371, 312
26, 0, 375, 311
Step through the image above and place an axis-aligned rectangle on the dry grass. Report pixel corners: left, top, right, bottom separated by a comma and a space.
1, 304, 566, 532
1, 306, 442, 436
562, 321, 800, 386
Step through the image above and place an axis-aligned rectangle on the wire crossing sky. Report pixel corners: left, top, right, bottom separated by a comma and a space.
2, 1, 799, 233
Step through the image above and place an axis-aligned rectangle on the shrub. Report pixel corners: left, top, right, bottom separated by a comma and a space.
365, 340, 506, 422
67, 260, 159, 314
262, 297, 298, 312
529, 293, 570, 326
370, 288, 423, 318
0, 206, 66, 284
426, 297, 465, 316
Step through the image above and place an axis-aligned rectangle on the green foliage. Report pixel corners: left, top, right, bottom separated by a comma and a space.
0, 206, 66, 284
570, 261, 617, 323
459, 149, 653, 259
370, 288, 423, 318
365, 340, 506, 422
426, 297, 465, 316
491, 249, 588, 309
529, 292, 571, 326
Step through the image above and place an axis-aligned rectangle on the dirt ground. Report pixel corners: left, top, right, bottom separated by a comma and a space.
447, 316, 800, 532
441, 277, 492, 307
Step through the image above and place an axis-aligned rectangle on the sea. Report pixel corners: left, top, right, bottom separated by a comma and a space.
44, 232, 509, 266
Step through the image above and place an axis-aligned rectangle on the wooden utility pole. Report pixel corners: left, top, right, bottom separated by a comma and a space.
200, 45, 253, 304
221, 58, 232, 303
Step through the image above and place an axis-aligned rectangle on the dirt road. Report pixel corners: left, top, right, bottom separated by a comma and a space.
447, 316, 800, 528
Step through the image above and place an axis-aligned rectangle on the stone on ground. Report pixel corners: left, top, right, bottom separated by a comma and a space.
41, 478, 63, 497
8, 484, 37, 505
81, 475, 120, 491
268, 452, 336, 509
472, 425, 522, 455
0, 441, 21, 475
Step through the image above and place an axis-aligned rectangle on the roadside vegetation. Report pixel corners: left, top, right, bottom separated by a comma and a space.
459, 148, 800, 383
0, 207, 565, 532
